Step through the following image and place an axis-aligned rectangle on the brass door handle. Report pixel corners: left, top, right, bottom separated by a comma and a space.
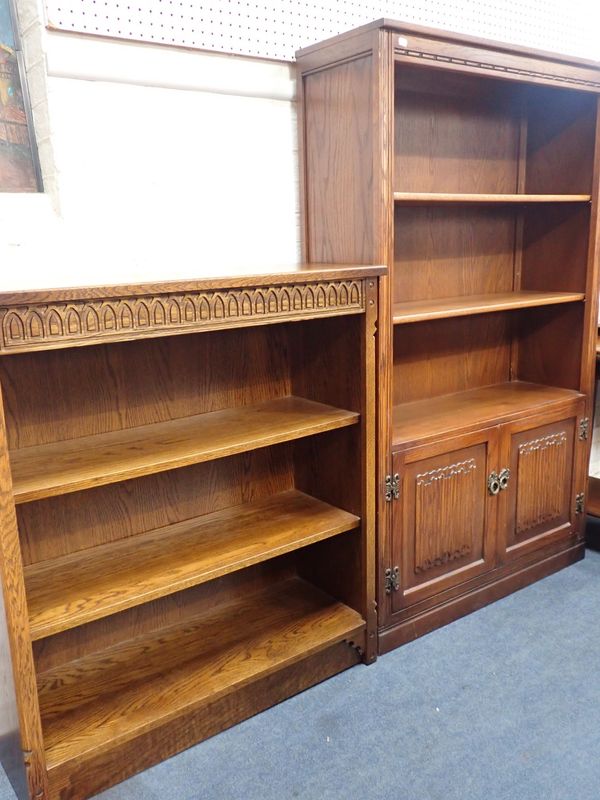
498, 467, 510, 491
488, 471, 501, 495
488, 468, 510, 496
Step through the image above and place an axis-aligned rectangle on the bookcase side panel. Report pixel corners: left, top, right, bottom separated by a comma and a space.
0, 383, 48, 800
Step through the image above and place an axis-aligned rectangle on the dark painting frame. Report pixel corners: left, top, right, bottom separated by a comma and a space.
0, 0, 43, 191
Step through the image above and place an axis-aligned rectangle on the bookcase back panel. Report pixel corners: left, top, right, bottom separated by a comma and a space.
17, 446, 294, 566
32, 560, 296, 673
393, 314, 512, 404
521, 204, 590, 294
291, 315, 363, 413
517, 303, 584, 391
394, 65, 521, 193
0, 328, 292, 449
525, 86, 597, 195
394, 206, 516, 303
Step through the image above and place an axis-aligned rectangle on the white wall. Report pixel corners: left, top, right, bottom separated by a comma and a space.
1, 21, 300, 290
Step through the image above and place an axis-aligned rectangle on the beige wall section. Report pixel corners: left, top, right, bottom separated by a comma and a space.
3, 3, 301, 291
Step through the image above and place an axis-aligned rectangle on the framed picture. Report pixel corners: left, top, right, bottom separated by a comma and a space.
0, 0, 42, 191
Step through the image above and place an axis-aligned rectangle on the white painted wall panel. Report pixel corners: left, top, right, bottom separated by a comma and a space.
44, 0, 600, 62
1, 33, 300, 290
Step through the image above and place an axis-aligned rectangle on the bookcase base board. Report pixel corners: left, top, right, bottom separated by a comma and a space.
378, 541, 584, 654
46, 641, 360, 800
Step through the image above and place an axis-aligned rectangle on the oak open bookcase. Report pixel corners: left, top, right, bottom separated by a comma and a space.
298, 21, 600, 653
0, 266, 382, 800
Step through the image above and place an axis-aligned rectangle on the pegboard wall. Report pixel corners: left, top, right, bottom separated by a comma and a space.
44, 0, 600, 62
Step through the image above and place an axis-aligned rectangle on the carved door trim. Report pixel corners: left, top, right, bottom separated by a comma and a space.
386, 427, 500, 621
497, 402, 583, 562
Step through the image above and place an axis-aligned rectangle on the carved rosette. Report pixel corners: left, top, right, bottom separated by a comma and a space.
0, 280, 364, 353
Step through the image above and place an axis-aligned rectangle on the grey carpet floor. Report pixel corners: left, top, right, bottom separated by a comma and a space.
2, 549, 600, 800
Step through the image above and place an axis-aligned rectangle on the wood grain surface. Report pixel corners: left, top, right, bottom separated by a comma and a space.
0, 265, 386, 306
393, 192, 592, 203
0, 386, 49, 799
393, 205, 516, 304
17, 447, 294, 567
392, 291, 584, 324
10, 397, 359, 504
393, 381, 583, 448
46, 642, 361, 800
25, 490, 360, 640
38, 577, 364, 769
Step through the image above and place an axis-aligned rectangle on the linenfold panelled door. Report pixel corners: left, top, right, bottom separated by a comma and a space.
498, 403, 583, 562
389, 427, 499, 616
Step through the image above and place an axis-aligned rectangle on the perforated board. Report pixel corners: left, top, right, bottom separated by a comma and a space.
44, 0, 600, 62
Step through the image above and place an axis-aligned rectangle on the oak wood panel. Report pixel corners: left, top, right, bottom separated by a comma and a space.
525, 85, 597, 195
392, 314, 512, 404
393, 206, 515, 304
39, 578, 364, 769
521, 205, 590, 294
10, 396, 359, 504
17, 446, 293, 567
393, 193, 591, 204
393, 291, 584, 324
303, 55, 375, 264
499, 408, 581, 560
393, 381, 584, 449
1, 326, 291, 450
25, 490, 360, 640
0, 280, 367, 356
46, 642, 360, 800
394, 65, 520, 194
517, 303, 584, 391
0, 265, 386, 306
0, 386, 48, 799
390, 432, 498, 616
32, 561, 296, 674
291, 315, 362, 413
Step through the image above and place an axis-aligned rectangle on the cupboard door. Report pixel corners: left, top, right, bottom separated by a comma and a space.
499, 404, 582, 561
389, 430, 499, 615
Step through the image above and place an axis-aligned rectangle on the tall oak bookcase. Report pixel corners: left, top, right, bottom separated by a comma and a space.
297, 20, 600, 653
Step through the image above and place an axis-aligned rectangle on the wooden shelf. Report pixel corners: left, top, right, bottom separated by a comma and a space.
392, 291, 585, 324
38, 577, 365, 771
25, 490, 360, 640
10, 396, 359, 504
393, 192, 591, 204
393, 381, 584, 448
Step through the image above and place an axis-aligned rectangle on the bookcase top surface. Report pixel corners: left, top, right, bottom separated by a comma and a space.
296, 17, 600, 72
0, 263, 385, 306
